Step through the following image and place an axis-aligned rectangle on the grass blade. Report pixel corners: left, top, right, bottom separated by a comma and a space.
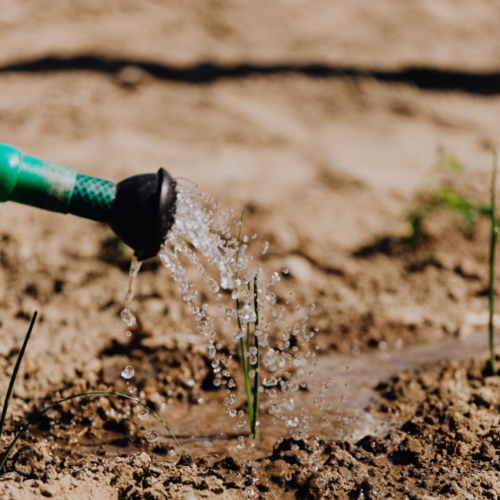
251, 274, 261, 439
0, 311, 38, 438
0, 390, 187, 472
234, 211, 254, 426
489, 150, 498, 375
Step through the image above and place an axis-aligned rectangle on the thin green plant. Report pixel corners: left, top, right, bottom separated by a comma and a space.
409, 148, 500, 375
0, 312, 187, 473
251, 274, 261, 438
489, 150, 499, 375
408, 147, 490, 247
234, 212, 261, 438
408, 185, 490, 247
0, 311, 38, 438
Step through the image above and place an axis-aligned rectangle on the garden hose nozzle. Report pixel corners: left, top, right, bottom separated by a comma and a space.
0, 143, 177, 261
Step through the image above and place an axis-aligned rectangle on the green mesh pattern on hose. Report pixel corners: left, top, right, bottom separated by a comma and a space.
68, 174, 116, 222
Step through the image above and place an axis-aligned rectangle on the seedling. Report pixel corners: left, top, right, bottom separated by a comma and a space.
408, 185, 490, 247
435, 144, 466, 173
408, 147, 500, 375
407, 147, 489, 247
0, 312, 187, 473
489, 151, 498, 375
234, 212, 261, 439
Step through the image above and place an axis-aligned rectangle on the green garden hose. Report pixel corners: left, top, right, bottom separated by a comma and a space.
0, 143, 116, 222
0, 143, 177, 260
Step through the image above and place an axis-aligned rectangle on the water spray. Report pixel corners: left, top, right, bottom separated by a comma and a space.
0, 143, 176, 260
0, 142, 338, 451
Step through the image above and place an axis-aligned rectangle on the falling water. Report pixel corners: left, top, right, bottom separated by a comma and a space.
121, 255, 142, 329
120, 179, 333, 454
119, 257, 142, 398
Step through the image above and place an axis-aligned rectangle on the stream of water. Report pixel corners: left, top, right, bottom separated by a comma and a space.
119, 179, 334, 452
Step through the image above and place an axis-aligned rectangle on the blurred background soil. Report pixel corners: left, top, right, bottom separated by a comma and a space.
1, 1, 500, 498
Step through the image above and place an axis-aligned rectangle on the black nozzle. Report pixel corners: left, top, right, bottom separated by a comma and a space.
108, 168, 177, 261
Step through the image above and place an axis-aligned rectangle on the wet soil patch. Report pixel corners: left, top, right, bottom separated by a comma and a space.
4, 353, 500, 498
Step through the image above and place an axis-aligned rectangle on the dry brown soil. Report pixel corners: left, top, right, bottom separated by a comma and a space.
1, 2, 500, 499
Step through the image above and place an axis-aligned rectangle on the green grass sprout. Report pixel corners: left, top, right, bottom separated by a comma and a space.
489, 150, 499, 375
234, 211, 261, 438
0, 311, 38, 438
408, 149, 490, 247
435, 144, 466, 173
234, 211, 254, 430
410, 147, 500, 375
251, 274, 261, 439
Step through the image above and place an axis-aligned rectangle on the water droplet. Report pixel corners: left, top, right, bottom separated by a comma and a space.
120, 308, 136, 327
263, 377, 278, 387
238, 304, 256, 323
138, 409, 149, 419
281, 268, 289, 275
286, 416, 299, 428
125, 330, 132, 337
236, 436, 245, 450
121, 366, 135, 379
280, 398, 295, 411
234, 330, 245, 339
144, 429, 159, 443
267, 388, 277, 398
221, 277, 233, 289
